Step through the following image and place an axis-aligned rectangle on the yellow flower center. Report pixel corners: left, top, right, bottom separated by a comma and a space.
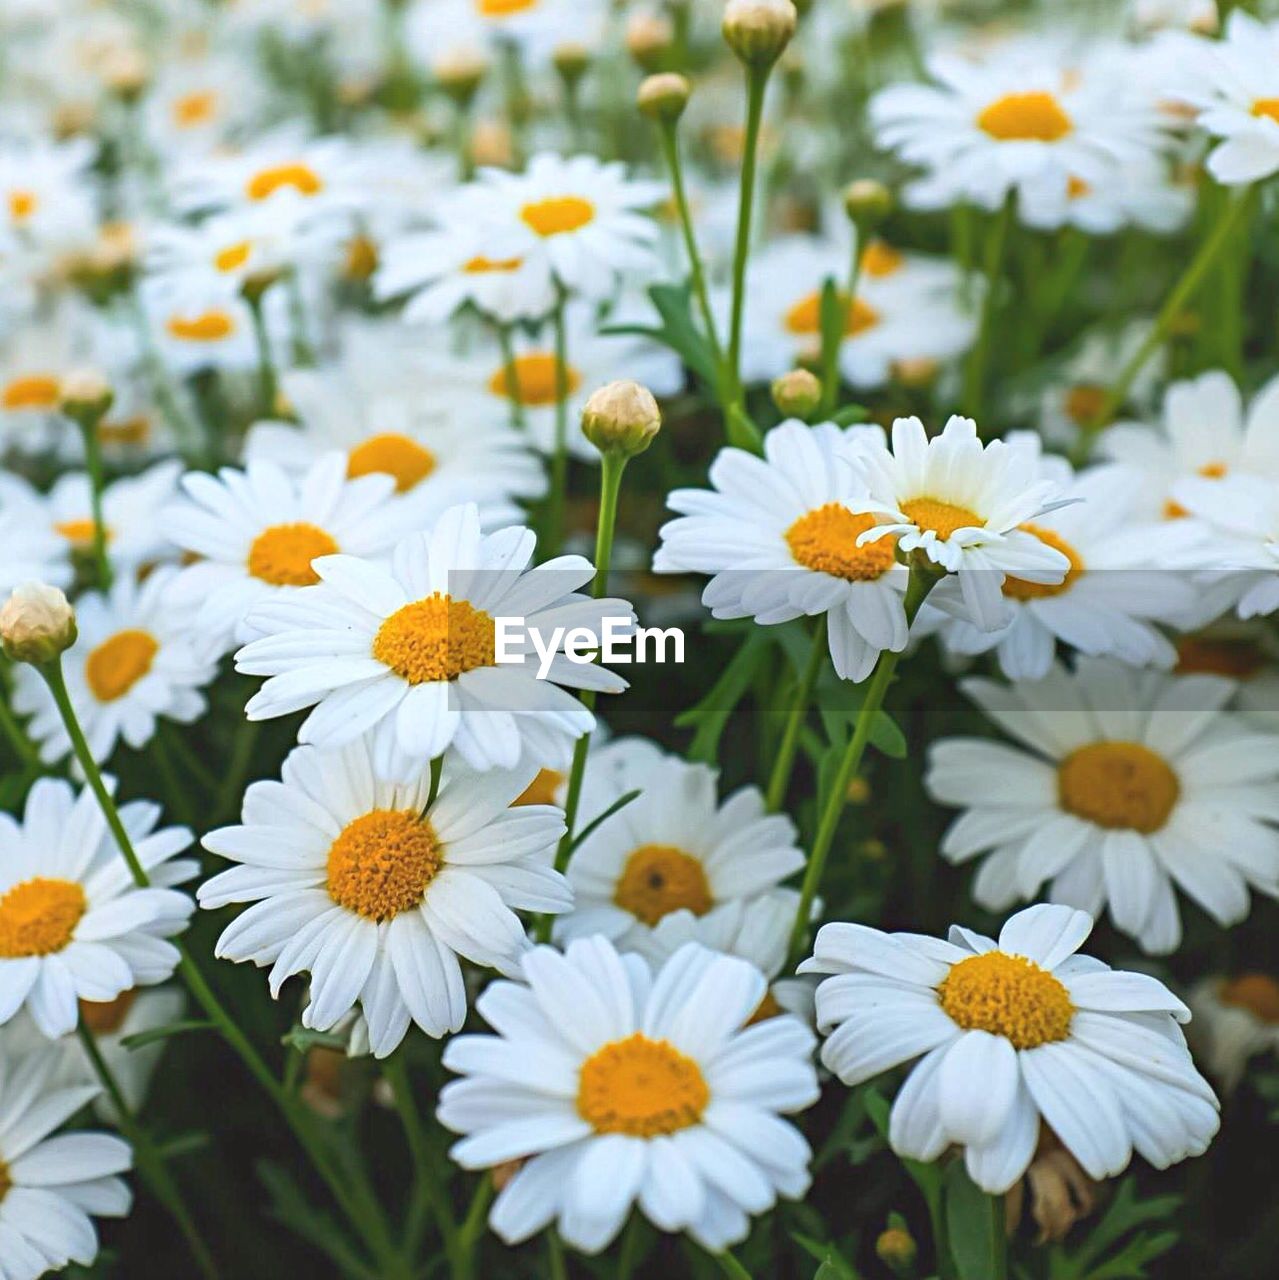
55, 517, 110, 548
172, 89, 218, 127
325, 809, 442, 921
785, 503, 896, 581
1057, 741, 1180, 834
1003, 525, 1083, 600
372, 593, 496, 684
488, 353, 583, 408
85, 629, 159, 703
344, 234, 379, 280
2, 374, 61, 410
99, 414, 152, 446
346, 433, 437, 493
1252, 98, 1279, 124
8, 189, 37, 222
478, 0, 538, 14
214, 240, 252, 273
80, 989, 137, 1034
247, 522, 339, 587
614, 845, 712, 926
783, 290, 879, 337
0, 1159, 9, 1202
1064, 384, 1105, 426
166, 309, 236, 342
246, 162, 324, 202
463, 255, 523, 274
1175, 636, 1266, 680
513, 768, 564, 807
1198, 460, 1227, 479
977, 91, 1073, 142
577, 1033, 710, 1137
1067, 175, 1092, 200
520, 196, 595, 237
860, 240, 903, 278
1219, 973, 1279, 1024
938, 951, 1074, 1050
0, 877, 87, 957
746, 991, 785, 1026
900, 497, 983, 539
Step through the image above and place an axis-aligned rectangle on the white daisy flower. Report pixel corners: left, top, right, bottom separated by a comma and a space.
235, 503, 632, 779
555, 740, 804, 955
0, 1041, 133, 1279
0, 302, 92, 451
655, 419, 910, 682
141, 54, 265, 156
406, 0, 610, 72
458, 154, 666, 303
0, 135, 97, 254
853, 415, 1072, 631
12, 567, 216, 766
801, 902, 1219, 1193
439, 937, 819, 1253
0, 777, 196, 1038
161, 452, 407, 657
1132, 0, 1218, 34
1187, 973, 1279, 1091
139, 272, 258, 377
199, 739, 571, 1057
1016, 158, 1192, 235
0, 506, 70, 599
930, 463, 1198, 679
926, 657, 1279, 953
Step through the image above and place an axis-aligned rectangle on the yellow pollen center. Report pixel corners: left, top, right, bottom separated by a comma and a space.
0, 877, 87, 957
520, 196, 595, 237
85, 629, 159, 702
463, 255, 523, 274
1252, 98, 1279, 124
1219, 973, 1279, 1024
900, 497, 983, 539
346, 433, 437, 493
372, 594, 496, 684
55, 517, 110, 547
1198, 460, 1227, 479
344, 234, 378, 280
172, 89, 218, 127
860, 241, 903, 278
783, 290, 879, 337
8, 190, 37, 222
326, 809, 442, 921
978, 91, 1073, 142
99, 415, 151, 446
246, 163, 324, 202
1066, 175, 1092, 200
1057, 741, 1180, 833
488, 353, 583, 407
166, 309, 236, 342
785, 503, 896, 581
938, 951, 1074, 1050
1003, 525, 1083, 600
2, 374, 61, 410
248, 522, 338, 587
513, 768, 564, 807
1064, 384, 1105, 426
478, 0, 537, 14
614, 845, 712, 926
747, 991, 785, 1026
577, 1033, 709, 1137
0, 1160, 9, 1202
80, 989, 137, 1034
214, 241, 252, 273
1175, 637, 1266, 679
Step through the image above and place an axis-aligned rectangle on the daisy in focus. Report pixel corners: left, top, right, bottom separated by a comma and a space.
802, 903, 1219, 1193
235, 503, 633, 778
438, 937, 819, 1253
0, 777, 195, 1038
200, 739, 570, 1057
926, 658, 1279, 953
555, 740, 804, 956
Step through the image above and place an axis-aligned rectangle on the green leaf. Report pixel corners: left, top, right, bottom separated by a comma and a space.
944, 1162, 1000, 1280
154, 1131, 211, 1160
569, 789, 641, 851
257, 1161, 376, 1280
793, 1234, 860, 1279
675, 632, 771, 762
119, 1020, 214, 1051
869, 710, 908, 759
831, 404, 870, 426
604, 283, 719, 388
280, 1025, 348, 1053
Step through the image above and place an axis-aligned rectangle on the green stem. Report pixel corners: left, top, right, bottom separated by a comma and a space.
786, 568, 935, 965
214, 717, 261, 824
496, 323, 526, 430
961, 193, 1014, 421
711, 1249, 754, 1280
77, 1020, 220, 1280
989, 1193, 1008, 1280
615, 1214, 642, 1279
452, 1175, 493, 1280
546, 1229, 569, 1280
545, 288, 571, 553
246, 291, 278, 420
78, 416, 113, 591
1074, 184, 1258, 463
765, 615, 827, 812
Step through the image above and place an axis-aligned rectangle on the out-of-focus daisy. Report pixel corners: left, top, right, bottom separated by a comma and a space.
0, 136, 97, 255
139, 274, 258, 377
0, 1042, 132, 1278
854, 415, 1071, 631
733, 235, 975, 390
0, 776, 196, 1038
439, 937, 819, 1253
556, 740, 804, 955
0, 305, 91, 451
930, 463, 1196, 679
162, 452, 406, 656
1132, 0, 1218, 34
802, 903, 1219, 1192
1187, 973, 1279, 1090
406, 0, 609, 71
200, 739, 570, 1057
1017, 160, 1192, 235
235, 504, 632, 778
0, 507, 70, 599
141, 54, 264, 155
655, 419, 911, 682
12, 568, 216, 766
926, 657, 1279, 953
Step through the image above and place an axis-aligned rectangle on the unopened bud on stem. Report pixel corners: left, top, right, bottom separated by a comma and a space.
722, 0, 798, 68
581, 381, 662, 458
771, 368, 822, 419
60, 369, 114, 428
638, 73, 690, 122
843, 178, 894, 234
1, 583, 77, 666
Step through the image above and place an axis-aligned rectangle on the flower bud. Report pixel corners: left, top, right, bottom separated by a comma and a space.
1, 583, 77, 666
771, 369, 822, 419
876, 1225, 917, 1276
637, 73, 691, 123
103, 47, 149, 101
581, 381, 662, 458
60, 369, 114, 427
722, 0, 797, 68
843, 178, 894, 231
435, 48, 489, 104
553, 42, 591, 86
626, 13, 674, 72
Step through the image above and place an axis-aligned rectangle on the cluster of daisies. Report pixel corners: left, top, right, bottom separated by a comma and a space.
0, 1, 1278, 1278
